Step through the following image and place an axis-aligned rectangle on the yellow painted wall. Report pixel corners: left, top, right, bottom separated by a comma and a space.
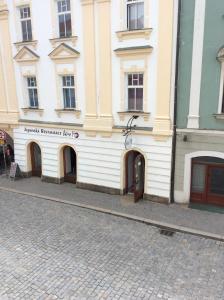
0, 1, 19, 136
82, 0, 113, 134
153, 0, 174, 139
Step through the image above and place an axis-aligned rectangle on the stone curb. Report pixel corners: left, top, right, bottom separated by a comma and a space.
0, 186, 224, 242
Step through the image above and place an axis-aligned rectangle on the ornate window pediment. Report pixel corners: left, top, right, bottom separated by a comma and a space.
14, 46, 39, 63
49, 43, 80, 60
217, 46, 224, 62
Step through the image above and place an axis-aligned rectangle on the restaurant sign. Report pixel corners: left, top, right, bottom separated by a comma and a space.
24, 127, 79, 139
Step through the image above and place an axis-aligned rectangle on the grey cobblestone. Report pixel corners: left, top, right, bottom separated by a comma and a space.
0, 177, 224, 239
0, 190, 223, 299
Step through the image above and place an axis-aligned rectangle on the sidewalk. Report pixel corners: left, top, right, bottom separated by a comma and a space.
0, 175, 224, 241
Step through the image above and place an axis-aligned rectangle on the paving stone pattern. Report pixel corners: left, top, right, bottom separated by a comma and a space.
0, 177, 224, 237
0, 190, 223, 299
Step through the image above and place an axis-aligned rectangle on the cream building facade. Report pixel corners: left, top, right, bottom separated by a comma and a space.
5, 0, 177, 202
0, 0, 19, 140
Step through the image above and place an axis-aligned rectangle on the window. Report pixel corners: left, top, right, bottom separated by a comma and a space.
127, 73, 144, 111
27, 77, 38, 108
57, 0, 72, 38
127, 0, 144, 30
218, 62, 224, 114
222, 82, 224, 113
62, 75, 75, 109
20, 6, 32, 41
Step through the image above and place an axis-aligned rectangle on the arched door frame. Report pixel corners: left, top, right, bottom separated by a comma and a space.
26, 140, 42, 177
58, 144, 78, 182
184, 151, 224, 203
121, 148, 147, 195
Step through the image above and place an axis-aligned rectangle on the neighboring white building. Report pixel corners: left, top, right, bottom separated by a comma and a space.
7, 0, 176, 203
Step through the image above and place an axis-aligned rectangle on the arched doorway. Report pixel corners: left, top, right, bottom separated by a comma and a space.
125, 150, 145, 202
63, 146, 76, 183
0, 131, 14, 171
191, 156, 224, 206
30, 142, 42, 177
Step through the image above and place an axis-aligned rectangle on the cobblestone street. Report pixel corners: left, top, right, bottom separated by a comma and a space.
0, 190, 223, 300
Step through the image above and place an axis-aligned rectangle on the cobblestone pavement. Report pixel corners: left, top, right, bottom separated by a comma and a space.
0, 190, 224, 299
0, 177, 224, 238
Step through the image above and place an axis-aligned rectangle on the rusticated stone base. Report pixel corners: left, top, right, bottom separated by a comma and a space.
41, 175, 64, 184
144, 193, 169, 204
76, 182, 120, 195
21, 171, 32, 178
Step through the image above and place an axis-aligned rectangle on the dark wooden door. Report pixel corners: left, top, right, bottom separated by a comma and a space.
206, 165, 224, 206
190, 162, 207, 204
134, 154, 145, 202
63, 147, 76, 183
31, 142, 41, 177
191, 162, 224, 206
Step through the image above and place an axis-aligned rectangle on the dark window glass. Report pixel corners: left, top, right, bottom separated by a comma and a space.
222, 82, 224, 113
209, 168, 224, 195
192, 164, 206, 193
65, 13, 72, 37
62, 76, 75, 109
128, 74, 132, 85
20, 6, 32, 41
127, 73, 144, 111
20, 7, 30, 19
136, 88, 143, 110
59, 14, 66, 37
139, 73, 143, 85
27, 19, 32, 40
58, 0, 70, 13
27, 77, 38, 108
128, 88, 135, 110
127, 2, 144, 30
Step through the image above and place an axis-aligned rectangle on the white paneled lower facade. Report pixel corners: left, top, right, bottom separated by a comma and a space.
14, 125, 172, 202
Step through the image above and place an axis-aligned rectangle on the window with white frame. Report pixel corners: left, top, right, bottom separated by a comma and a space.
20, 6, 32, 41
218, 62, 224, 114
127, 73, 144, 111
57, 0, 72, 38
62, 75, 75, 109
127, 0, 144, 30
221, 81, 224, 114
27, 77, 38, 108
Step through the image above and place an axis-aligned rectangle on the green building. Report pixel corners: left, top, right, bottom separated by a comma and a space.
174, 0, 224, 207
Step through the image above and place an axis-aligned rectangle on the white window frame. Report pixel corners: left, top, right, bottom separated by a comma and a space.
126, 73, 144, 111
126, 0, 144, 31
19, 6, 32, 41
62, 75, 76, 109
57, 0, 72, 38
218, 62, 224, 114
26, 76, 38, 108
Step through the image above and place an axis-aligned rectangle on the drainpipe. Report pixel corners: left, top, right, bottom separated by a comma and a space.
170, 0, 181, 203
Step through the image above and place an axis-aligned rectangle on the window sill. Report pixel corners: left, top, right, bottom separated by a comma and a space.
116, 28, 152, 41
118, 111, 150, 121
49, 36, 78, 48
213, 113, 224, 120
14, 40, 38, 50
55, 108, 81, 118
22, 107, 44, 116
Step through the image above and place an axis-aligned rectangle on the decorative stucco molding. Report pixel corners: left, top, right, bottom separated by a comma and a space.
217, 46, 224, 62
14, 46, 39, 63
49, 43, 80, 60
116, 28, 152, 41
114, 46, 153, 57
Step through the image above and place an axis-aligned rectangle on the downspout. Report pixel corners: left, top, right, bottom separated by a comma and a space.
170, 0, 181, 203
